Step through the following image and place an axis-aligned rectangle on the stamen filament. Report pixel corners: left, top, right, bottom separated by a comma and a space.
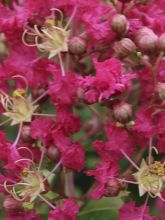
3, 181, 12, 194
32, 90, 48, 105
38, 147, 46, 170
22, 30, 37, 47
121, 149, 140, 171
117, 178, 138, 185
33, 113, 55, 117
34, 25, 44, 38
58, 53, 66, 76
14, 158, 34, 165
51, 8, 64, 22
11, 123, 23, 149
148, 137, 153, 166
12, 75, 29, 92
140, 193, 150, 218
0, 118, 11, 126
38, 194, 56, 209
64, 6, 77, 30
17, 147, 34, 161
43, 159, 62, 182
159, 194, 165, 201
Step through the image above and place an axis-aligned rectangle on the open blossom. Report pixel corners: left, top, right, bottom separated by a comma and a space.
3, 44, 51, 88
87, 161, 119, 199
81, 58, 134, 103
48, 198, 79, 220
119, 202, 158, 220
0, 3, 29, 43
0, 0, 165, 219
7, 210, 41, 220
93, 123, 135, 163
132, 108, 155, 147
49, 70, 79, 105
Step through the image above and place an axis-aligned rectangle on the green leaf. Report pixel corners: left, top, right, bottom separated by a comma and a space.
78, 196, 124, 220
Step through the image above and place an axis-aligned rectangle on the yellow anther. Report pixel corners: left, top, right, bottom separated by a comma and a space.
150, 161, 165, 177
45, 18, 55, 26
21, 168, 29, 177
13, 89, 26, 98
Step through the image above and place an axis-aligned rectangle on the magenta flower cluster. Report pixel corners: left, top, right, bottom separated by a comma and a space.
0, 0, 165, 219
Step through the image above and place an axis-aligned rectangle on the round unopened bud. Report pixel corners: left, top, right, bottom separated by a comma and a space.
21, 125, 32, 142
47, 145, 60, 162
113, 102, 132, 123
156, 82, 165, 100
114, 38, 136, 57
105, 179, 121, 197
69, 36, 87, 55
158, 33, 165, 51
3, 196, 21, 209
135, 27, 158, 53
111, 14, 129, 34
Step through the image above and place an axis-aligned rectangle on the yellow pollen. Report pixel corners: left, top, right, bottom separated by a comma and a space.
45, 18, 55, 26
13, 89, 26, 98
21, 168, 29, 177
149, 161, 165, 177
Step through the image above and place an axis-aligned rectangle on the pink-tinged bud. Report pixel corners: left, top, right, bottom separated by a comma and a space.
135, 27, 158, 53
3, 196, 21, 209
105, 179, 121, 197
47, 145, 60, 162
114, 38, 136, 57
113, 102, 132, 122
111, 14, 129, 34
156, 82, 165, 100
21, 125, 32, 142
69, 36, 87, 55
158, 33, 165, 51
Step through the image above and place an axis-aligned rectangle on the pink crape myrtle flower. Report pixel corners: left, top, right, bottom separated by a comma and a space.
0, 0, 165, 219
48, 198, 80, 220
81, 58, 134, 103
119, 202, 158, 220
87, 161, 119, 199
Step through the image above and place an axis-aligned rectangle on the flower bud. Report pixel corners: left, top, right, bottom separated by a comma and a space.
158, 33, 165, 51
111, 14, 129, 34
47, 145, 60, 162
3, 196, 21, 209
135, 27, 158, 53
68, 36, 87, 55
156, 82, 165, 100
114, 38, 136, 57
105, 179, 121, 197
21, 125, 32, 142
113, 102, 132, 123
